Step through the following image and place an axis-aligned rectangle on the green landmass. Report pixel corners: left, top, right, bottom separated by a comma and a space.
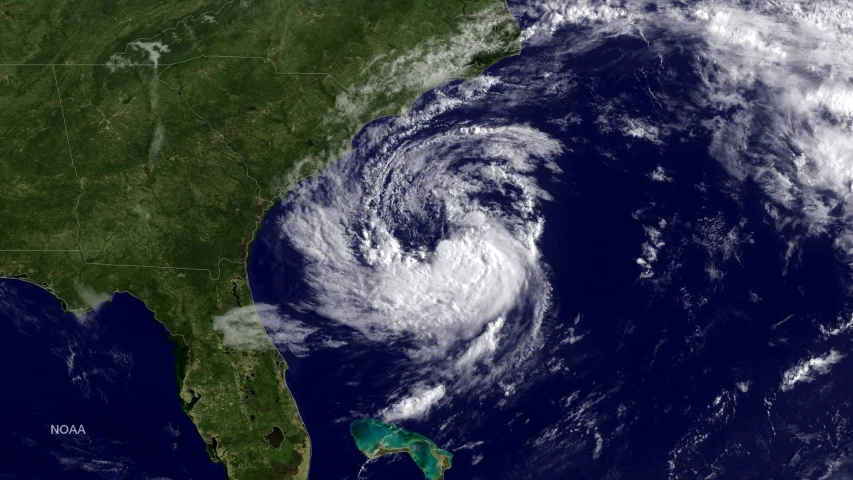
351, 418, 453, 480
0, 0, 519, 478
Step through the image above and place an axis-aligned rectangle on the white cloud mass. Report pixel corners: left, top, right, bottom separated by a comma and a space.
213, 304, 277, 351
278, 121, 560, 361
276, 75, 561, 410
781, 349, 844, 391
381, 385, 447, 422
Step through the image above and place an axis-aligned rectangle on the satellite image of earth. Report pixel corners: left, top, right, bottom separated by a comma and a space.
4, 0, 853, 479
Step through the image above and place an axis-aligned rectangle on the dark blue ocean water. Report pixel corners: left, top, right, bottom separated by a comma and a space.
0, 280, 226, 480
248, 8, 853, 480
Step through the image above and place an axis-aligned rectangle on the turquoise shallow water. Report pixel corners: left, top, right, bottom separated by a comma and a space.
350, 418, 453, 480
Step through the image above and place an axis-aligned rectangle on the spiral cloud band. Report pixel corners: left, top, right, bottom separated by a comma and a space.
275, 79, 562, 405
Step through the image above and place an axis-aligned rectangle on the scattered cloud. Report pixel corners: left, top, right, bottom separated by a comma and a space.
258, 311, 319, 357
380, 384, 446, 422
781, 349, 844, 391
73, 280, 109, 314
148, 119, 165, 170
212, 304, 277, 351
636, 221, 666, 279
649, 166, 673, 183
108, 41, 170, 70
456, 317, 505, 368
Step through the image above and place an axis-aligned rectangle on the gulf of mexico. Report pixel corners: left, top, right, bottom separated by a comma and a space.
0, 279, 226, 480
